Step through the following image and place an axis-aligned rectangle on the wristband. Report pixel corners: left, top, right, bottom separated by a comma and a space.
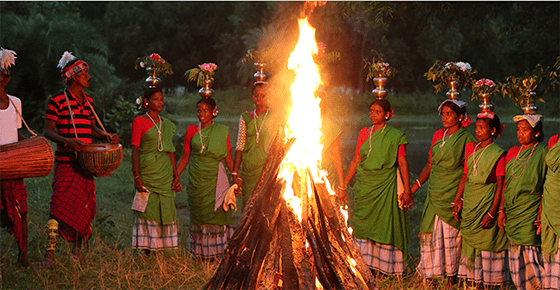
487, 212, 495, 219
231, 172, 239, 176
338, 186, 347, 190
415, 179, 422, 187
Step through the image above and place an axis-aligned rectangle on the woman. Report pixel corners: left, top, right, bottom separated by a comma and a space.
344, 99, 413, 276
540, 133, 560, 290
232, 82, 270, 210
176, 97, 235, 261
412, 100, 475, 286
497, 115, 546, 290
452, 113, 509, 287
131, 88, 181, 254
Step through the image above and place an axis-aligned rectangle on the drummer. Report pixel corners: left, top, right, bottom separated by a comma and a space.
42, 51, 118, 266
0, 48, 32, 268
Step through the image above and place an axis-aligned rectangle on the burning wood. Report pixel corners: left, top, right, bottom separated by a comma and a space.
204, 9, 376, 290
202, 131, 377, 290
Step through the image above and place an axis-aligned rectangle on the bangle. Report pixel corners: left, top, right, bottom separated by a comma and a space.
132, 169, 140, 174
231, 172, 239, 176
338, 186, 347, 190
134, 176, 140, 180
63, 138, 70, 147
487, 212, 495, 219
415, 179, 422, 187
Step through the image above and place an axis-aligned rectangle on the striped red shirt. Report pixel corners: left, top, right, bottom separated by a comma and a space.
45, 89, 95, 163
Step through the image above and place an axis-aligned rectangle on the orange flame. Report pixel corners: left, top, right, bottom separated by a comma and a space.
279, 16, 324, 222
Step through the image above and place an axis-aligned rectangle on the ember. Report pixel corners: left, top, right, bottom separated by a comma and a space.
203, 9, 377, 290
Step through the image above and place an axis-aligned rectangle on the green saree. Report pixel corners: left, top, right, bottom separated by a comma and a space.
353, 125, 410, 260
461, 143, 508, 261
187, 123, 232, 226
239, 111, 270, 210
542, 137, 560, 255
137, 118, 177, 225
504, 144, 547, 246
420, 128, 476, 233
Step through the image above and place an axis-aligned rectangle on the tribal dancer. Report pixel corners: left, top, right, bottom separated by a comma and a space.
43, 51, 118, 265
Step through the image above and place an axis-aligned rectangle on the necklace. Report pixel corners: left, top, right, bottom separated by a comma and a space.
197, 123, 211, 154
511, 143, 538, 179
366, 124, 386, 158
471, 142, 492, 177
253, 110, 269, 144
439, 129, 451, 148
146, 113, 163, 152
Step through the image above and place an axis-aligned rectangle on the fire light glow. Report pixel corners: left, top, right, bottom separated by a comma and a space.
279, 17, 325, 222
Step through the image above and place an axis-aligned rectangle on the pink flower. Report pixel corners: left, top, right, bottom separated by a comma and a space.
199, 63, 218, 73
139, 61, 145, 68
149, 53, 161, 61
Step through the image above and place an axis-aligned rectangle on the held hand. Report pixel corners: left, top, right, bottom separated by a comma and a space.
67, 138, 85, 151
399, 190, 414, 211
497, 212, 506, 231
451, 199, 463, 222
172, 177, 182, 192
534, 218, 541, 235
480, 213, 495, 229
336, 188, 348, 204
233, 176, 243, 194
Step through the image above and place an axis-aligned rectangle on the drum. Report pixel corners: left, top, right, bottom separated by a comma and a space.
0, 137, 54, 180
78, 143, 123, 177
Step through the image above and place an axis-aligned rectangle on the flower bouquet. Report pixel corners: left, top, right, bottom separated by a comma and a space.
471, 78, 499, 99
364, 56, 396, 81
185, 63, 219, 87
314, 42, 341, 66
425, 60, 476, 93
500, 63, 548, 112
135, 53, 173, 78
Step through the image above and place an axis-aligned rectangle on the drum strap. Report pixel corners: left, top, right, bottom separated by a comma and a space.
8, 97, 37, 137
64, 90, 110, 142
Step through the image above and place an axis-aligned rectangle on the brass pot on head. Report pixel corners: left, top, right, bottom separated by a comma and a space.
446, 78, 460, 100
372, 76, 388, 99
254, 62, 268, 82
146, 67, 161, 89
199, 76, 214, 98
478, 93, 494, 113
521, 91, 538, 115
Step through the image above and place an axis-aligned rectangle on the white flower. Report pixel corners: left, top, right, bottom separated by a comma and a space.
455, 61, 471, 72
140, 61, 145, 68
0, 48, 17, 70
136, 97, 141, 105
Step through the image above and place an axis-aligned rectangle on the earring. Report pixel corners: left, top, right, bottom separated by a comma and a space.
385, 117, 389, 120
459, 118, 463, 121
491, 132, 494, 135
535, 134, 539, 137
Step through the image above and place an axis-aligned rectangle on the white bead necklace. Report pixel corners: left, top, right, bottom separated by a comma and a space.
439, 128, 450, 148
511, 143, 538, 179
146, 113, 163, 152
471, 142, 492, 177
198, 123, 211, 154
253, 109, 268, 145
366, 124, 386, 158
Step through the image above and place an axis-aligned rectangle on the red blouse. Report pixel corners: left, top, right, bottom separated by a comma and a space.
131, 116, 156, 147
462, 142, 505, 182
354, 127, 406, 157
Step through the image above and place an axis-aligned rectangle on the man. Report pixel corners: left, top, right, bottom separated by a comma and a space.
43, 51, 118, 265
0, 48, 32, 268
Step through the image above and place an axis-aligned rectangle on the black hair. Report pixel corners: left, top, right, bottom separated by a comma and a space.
534, 121, 545, 143
443, 101, 467, 119
196, 97, 217, 118
369, 99, 392, 115
144, 87, 162, 101
252, 82, 266, 95
478, 114, 502, 138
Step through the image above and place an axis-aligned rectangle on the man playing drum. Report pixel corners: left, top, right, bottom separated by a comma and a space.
0, 48, 32, 268
43, 51, 118, 266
